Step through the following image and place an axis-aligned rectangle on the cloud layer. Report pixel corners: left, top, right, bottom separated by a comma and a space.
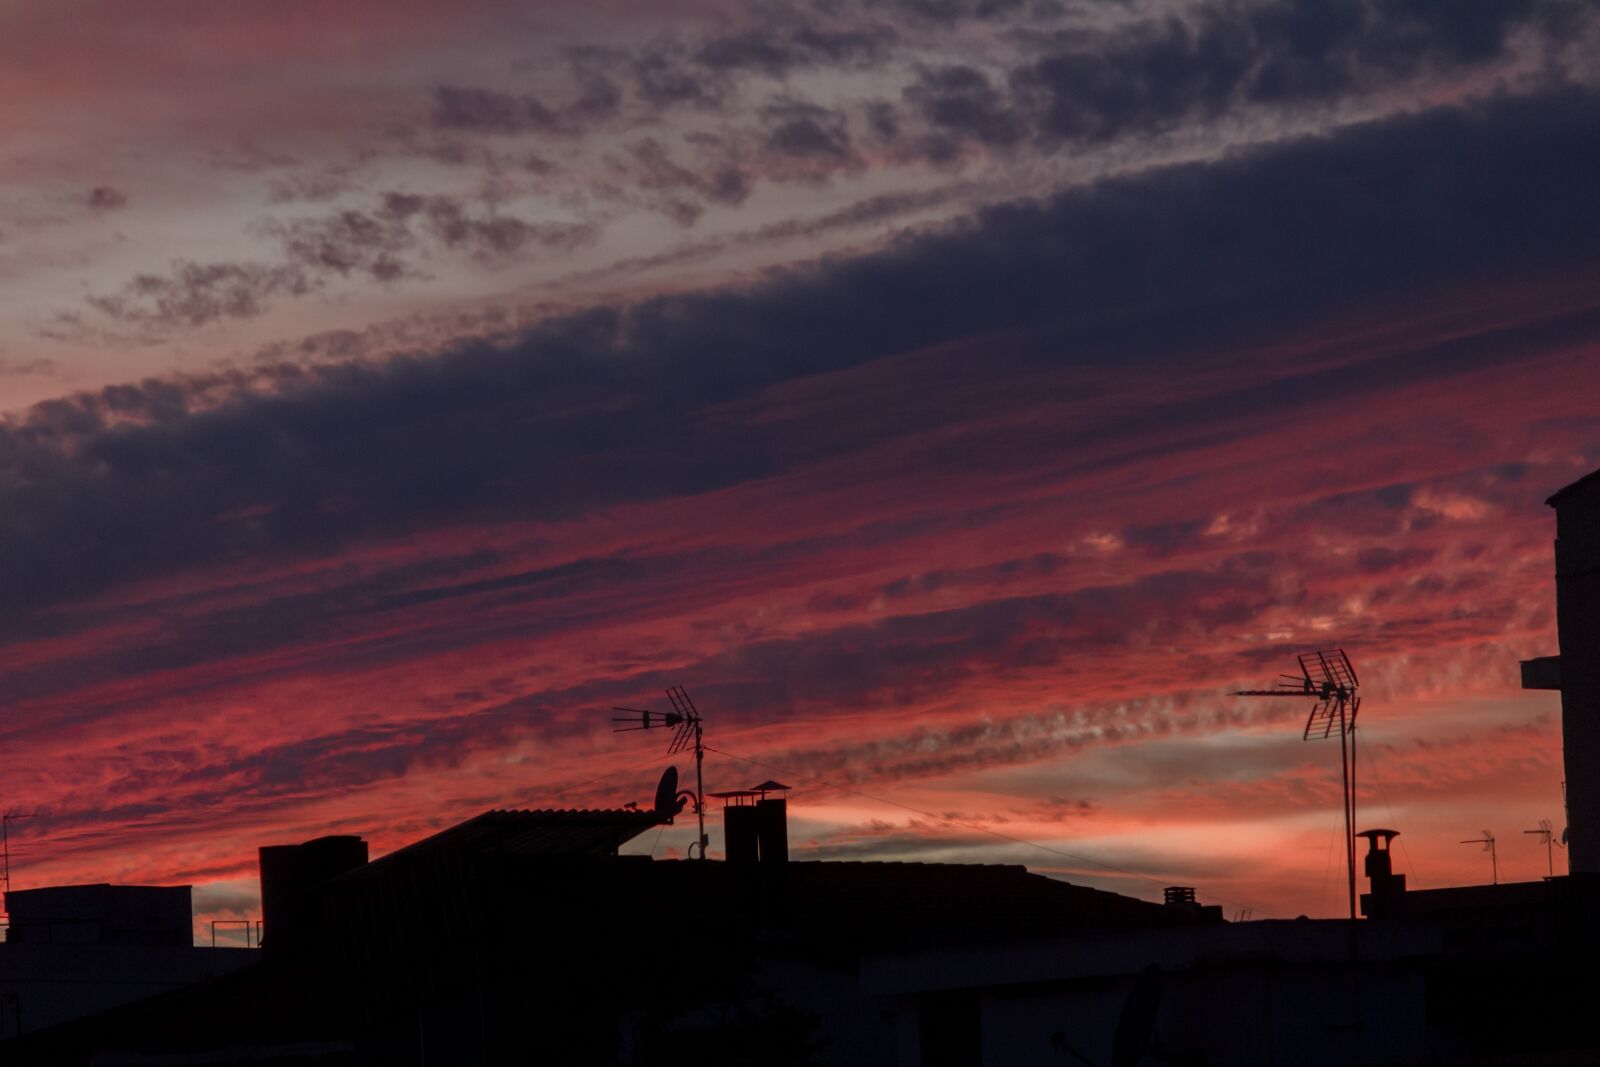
1, 6, 1597, 926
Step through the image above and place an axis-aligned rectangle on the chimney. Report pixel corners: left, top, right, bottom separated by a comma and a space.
1161, 886, 1223, 922
755, 797, 788, 864
715, 781, 790, 864
724, 805, 760, 864
1538, 472, 1600, 874
1357, 828, 1406, 917
258, 834, 368, 953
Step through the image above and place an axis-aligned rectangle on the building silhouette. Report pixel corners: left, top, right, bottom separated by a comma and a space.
6, 466, 1600, 1063
0, 884, 252, 1039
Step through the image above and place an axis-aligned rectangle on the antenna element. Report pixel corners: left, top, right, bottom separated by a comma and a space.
1, 810, 40, 916
1460, 830, 1498, 885
1523, 819, 1564, 878
611, 686, 709, 859
1236, 650, 1362, 924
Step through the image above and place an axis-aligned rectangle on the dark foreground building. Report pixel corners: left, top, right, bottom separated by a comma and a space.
2, 801, 1210, 1065
0, 883, 253, 1039
11, 465, 1600, 1064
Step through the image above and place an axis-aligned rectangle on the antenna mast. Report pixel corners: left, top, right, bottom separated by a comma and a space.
1460, 830, 1498, 885
1236, 650, 1362, 924
2, 811, 38, 898
1524, 819, 1560, 878
612, 686, 708, 859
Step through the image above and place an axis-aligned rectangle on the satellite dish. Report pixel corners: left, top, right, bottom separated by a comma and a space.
654, 766, 685, 819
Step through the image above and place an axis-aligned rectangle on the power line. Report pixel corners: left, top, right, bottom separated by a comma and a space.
552, 749, 678, 802
1318, 816, 1341, 917
1359, 733, 1419, 883
705, 744, 1279, 919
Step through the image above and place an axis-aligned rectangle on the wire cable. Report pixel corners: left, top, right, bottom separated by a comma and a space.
705, 744, 1280, 919
1318, 815, 1340, 917
1359, 735, 1419, 883
552, 749, 678, 802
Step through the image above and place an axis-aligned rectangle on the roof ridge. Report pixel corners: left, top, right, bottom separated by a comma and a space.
480, 807, 659, 818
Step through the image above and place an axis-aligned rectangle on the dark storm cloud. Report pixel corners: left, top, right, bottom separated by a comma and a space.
985, 0, 1568, 147
19, 88, 1600, 623
1009, 16, 1255, 143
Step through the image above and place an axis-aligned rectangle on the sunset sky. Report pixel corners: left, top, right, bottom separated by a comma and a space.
2, 0, 1599, 937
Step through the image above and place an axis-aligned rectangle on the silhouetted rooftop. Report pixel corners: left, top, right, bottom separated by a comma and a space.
352, 807, 663, 874
4, 883, 193, 948
1546, 467, 1600, 506
762, 860, 1182, 948
776, 860, 1152, 914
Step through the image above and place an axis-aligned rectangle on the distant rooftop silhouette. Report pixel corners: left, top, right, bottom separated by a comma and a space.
4, 884, 192, 949
366, 807, 666, 868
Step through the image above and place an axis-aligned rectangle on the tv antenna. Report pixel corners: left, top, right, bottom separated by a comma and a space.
2, 810, 39, 897
1459, 830, 1497, 885
1236, 649, 1361, 923
1523, 818, 1563, 878
612, 686, 708, 859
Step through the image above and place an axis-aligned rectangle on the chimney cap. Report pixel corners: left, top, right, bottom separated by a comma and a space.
709, 781, 790, 804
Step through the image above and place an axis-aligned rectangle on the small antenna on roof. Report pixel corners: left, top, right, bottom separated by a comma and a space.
1235, 650, 1361, 923
611, 686, 708, 859
1524, 818, 1564, 878
1459, 830, 1497, 885
2, 810, 40, 897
